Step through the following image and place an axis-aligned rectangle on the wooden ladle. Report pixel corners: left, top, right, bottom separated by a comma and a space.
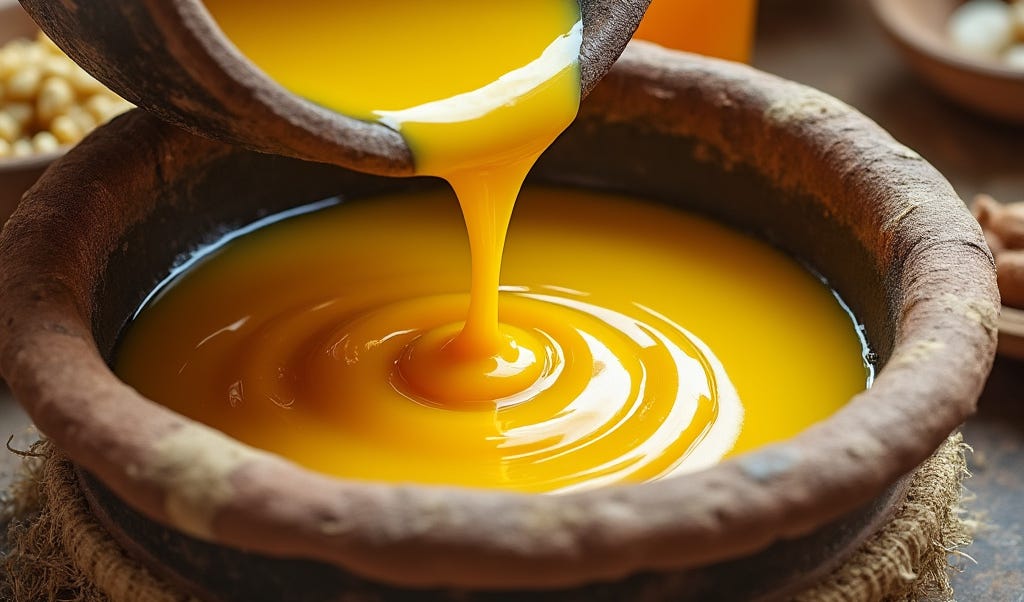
19, 0, 650, 176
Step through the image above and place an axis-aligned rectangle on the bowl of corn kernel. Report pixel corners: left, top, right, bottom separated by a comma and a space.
1, 0, 133, 223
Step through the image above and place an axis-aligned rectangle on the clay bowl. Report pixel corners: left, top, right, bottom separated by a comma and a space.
0, 0, 63, 224
19, 0, 650, 176
0, 43, 998, 600
869, 0, 1024, 124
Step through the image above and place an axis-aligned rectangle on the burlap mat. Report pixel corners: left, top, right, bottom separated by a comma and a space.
0, 435, 971, 602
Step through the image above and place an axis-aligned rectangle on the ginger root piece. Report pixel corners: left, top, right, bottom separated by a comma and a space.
997, 250, 1024, 308
973, 194, 1024, 250
973, 194, 1024, 308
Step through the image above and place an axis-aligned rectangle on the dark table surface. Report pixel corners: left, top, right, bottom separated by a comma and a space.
1, 0, 1022, 599
754, 1, 1023, 599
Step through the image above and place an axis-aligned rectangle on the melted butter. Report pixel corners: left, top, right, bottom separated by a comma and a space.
116, 187, 870, 493
203, 0, 582, 399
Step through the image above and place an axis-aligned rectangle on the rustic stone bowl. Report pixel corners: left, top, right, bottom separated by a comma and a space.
0, 43, 998, 600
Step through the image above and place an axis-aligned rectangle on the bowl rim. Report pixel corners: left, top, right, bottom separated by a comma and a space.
0, 42, 999, 589
868, 0, 1024, 82
0, 150, 66, 172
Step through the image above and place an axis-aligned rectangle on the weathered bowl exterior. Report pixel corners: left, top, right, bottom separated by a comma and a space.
0, 43, 999, 593
19, 0, 649, 175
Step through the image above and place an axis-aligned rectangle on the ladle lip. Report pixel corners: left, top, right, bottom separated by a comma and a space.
0, 43, 998, 590
20, 0, 650, 177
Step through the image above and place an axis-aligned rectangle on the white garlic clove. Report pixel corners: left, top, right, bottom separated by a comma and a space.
948, 0, 1015, 58
1012, 0, 1024, 37
1005, 44, 1024, 68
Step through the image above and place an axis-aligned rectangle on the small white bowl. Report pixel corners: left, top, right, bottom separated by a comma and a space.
0, 0, 64, 224
869, 0, 1024, 124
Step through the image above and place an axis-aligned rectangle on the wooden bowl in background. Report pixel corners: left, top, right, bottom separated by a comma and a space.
869, 0, 1024, 124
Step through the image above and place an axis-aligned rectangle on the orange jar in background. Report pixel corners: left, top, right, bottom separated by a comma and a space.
633, 0, 757, 63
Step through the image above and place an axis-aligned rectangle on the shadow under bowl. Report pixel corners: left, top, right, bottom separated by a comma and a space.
0, 43, 999, 600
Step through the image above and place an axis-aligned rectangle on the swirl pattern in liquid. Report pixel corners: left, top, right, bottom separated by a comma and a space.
116, 188, 870, 493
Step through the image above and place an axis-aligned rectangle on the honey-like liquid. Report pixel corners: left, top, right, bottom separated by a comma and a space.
123, 0, 871, 492
204, 0, 582, 400
116, 187, 870, 492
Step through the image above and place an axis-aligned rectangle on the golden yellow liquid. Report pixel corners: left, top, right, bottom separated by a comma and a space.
205, 0, 582, 393
634, 0, 757, 63
136, 1, 872, 492
116, 187, 870, 493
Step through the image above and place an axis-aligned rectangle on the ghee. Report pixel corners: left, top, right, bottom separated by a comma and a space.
204, 0, 582, 393
116, 187, 870, 493
118, 1, 871, 493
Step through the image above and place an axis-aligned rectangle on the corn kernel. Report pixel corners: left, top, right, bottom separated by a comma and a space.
11, 137, 33, 158
84, 94, 116, 122
1, 29, 129, 160
3, 102, 33, 127
41, 55, 74, 79
67, 105, 98, 132
5, 65, 43, 101
0, 48, 26, 80
36, 76, 75, 125
50, 114, 82, 144
0, 111, 21, 142
32, 130, 60, 154
68, 67, 105, 96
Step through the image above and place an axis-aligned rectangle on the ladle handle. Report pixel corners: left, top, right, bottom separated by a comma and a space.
19, 0, 650, 176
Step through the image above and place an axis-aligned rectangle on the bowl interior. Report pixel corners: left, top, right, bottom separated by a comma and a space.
93, 124, 891, 369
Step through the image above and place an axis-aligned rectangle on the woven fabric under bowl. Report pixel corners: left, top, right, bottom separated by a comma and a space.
0, 436, 970, 602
